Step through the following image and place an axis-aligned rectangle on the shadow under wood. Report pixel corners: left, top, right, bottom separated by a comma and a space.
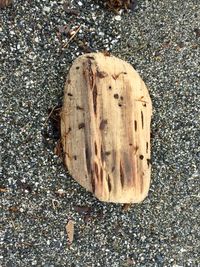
42, 105, 64, 158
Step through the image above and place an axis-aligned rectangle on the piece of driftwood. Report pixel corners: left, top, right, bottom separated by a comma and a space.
61, 52, 152, 203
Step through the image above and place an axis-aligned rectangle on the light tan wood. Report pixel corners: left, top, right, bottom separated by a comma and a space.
61, 53, 152, 203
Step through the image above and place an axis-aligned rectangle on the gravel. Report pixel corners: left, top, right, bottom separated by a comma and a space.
1, 0, 200, 266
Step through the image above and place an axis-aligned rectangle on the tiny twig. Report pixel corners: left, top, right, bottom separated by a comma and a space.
63, 25, 81, 48
44, 105, 57, 126
52, 199, 59, 210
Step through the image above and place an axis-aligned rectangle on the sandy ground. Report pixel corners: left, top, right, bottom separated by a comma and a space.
1, 0, 200, 266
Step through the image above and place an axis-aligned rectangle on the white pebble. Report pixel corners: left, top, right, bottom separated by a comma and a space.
115, 15, 121, 21
43, 6, 50, 12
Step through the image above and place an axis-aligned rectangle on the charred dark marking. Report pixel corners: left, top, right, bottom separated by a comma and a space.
76, 66, 80, 69
146, 142, 149, 153
97, 70, 108, 78
78, 123, 85, 129
109, 86, 112, 90
107, 175, 112, 192
93, 84, 98, 115
139, 155, 144, 160
100, 168, 103, 182
76, 105, 84, 111
143, 103, 147, 107
112, 166, 115, 172
99, 119, 107, 130
94, 162, 99, 179
141, 111, 144, 129
129, 143, 133, 146
67, 92, 73, 96
114, 94, 119, 99
67, 80, 71, 84
120, 96, 123, 100
123, 72, 127, 74
73, 155, 77, 160
118, 103, 122, 107
147, 158, 151, 167
120, 161, 125, 188
94, 142, 98, 155
134, 120, 137, 131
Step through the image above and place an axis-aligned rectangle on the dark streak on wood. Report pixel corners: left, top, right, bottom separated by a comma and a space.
94, 142, 98, 155
140, 174, 143, 193
99, 119, 107, 130
134, 120, 137, 131
76, 105, 84, 110
85, 147, 91, 174
100, 145, 104, 162
146, 142, 148, 153
120, 161, 125, 188
94, 162, 99, 179
73, 155, 77, 160
141, 111, 144, 129
105, 151, 111, 156
107, 175, 112, 192
97, 70, 108, 78
139, 155, 144, 160
87, 59, 94, 89
67, 127, 71, 134
100, 168, 103, 182
112, 72, 126, 80
147, 159, 151, 167
86, 56, 95, 60
78, 123, 85, 129
76, 66, 80, 69
93, 84, 98, 115
112, 166, 115, 172
67, 80, 71, 84
67, 92, 73, 96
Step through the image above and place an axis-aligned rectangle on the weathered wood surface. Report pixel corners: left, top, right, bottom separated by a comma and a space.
61, 53, 152, 203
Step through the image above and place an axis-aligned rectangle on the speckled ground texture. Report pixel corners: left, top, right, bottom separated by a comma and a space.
1, 0, 200, 266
